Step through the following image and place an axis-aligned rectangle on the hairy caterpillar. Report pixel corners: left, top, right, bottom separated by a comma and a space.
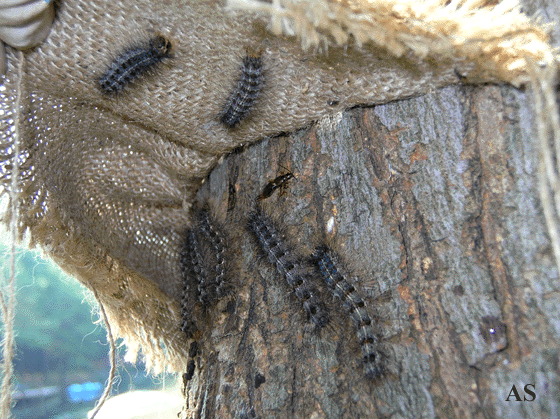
179, 203, 232, 339
180, 205, 230, 309
246, 206, 329, 329
220, 49, 264, 128
179, 228, 205, 338
311, 245, 384, 379
195, 206, 229, 302
98, 35, 172, 94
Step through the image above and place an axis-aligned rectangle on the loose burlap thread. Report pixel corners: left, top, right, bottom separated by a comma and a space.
0, 0, 558, 373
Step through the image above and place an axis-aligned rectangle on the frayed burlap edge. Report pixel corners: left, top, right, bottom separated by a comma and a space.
228, 0, 557, 86
0, 184, 190, 374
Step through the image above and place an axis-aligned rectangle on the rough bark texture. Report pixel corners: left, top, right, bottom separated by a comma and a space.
179, 83, 560, 418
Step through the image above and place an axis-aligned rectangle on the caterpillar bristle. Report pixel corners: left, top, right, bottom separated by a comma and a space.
311, 245, 384, 379
246, 207, 329, 329
98, 34, 172, 94
220, 50, 264, 128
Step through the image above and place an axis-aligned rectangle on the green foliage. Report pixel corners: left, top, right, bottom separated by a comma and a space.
0, 245, 107, 379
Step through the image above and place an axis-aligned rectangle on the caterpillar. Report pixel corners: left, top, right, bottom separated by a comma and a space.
246, 206, 329, 329
182, 228, 211, 304
179, 228, 205, 338
181, 204, 231, 311
195, 206, 229, 302
220, 49, 264, 128
179, 202, 233, 339
98, 35, 172, 94
311, 245, 384, 379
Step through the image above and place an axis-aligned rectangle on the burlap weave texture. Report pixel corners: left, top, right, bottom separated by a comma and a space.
0, 0, 557, 371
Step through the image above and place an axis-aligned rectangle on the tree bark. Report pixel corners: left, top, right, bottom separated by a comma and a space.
179, 83, 560, 418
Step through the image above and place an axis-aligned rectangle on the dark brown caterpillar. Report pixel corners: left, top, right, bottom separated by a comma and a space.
220, 49, 264, 128
311, 245, 384, 379
98, 35, 172, 94
246, 206, 329, 329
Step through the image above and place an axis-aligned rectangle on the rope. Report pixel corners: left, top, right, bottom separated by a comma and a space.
88, 294, 117, 419
0, 50, 24, 419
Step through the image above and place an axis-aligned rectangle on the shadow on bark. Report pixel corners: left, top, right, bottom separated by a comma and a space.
181, 84, 559, 419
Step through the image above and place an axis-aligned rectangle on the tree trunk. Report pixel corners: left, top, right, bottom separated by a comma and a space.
179, 83, 560, 418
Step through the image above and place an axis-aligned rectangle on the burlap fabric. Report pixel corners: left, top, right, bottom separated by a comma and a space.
0, 0, 557, 372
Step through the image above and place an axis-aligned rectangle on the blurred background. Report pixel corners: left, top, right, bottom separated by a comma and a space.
0, 239, 178, 419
